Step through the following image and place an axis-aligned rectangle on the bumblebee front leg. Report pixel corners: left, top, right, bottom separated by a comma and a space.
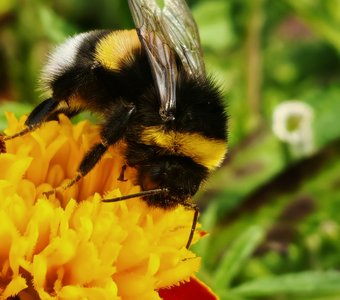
62, 103, 136, 189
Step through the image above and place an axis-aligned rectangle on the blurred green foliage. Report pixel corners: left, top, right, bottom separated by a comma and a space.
1, 0, 340, 299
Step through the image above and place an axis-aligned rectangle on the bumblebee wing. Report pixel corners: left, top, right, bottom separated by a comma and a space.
128, 0, 177, 121
161, 0, 205, 78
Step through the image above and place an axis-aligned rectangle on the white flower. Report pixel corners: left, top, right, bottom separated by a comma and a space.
272, 100, 314, 156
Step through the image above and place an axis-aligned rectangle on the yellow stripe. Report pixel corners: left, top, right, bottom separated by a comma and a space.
141, 126, 227, 170
95, 30, 141, 71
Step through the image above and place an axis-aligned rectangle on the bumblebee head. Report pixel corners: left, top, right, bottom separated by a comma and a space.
137, 155, 208, 209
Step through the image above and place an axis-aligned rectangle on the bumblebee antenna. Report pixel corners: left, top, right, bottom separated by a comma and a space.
102, 188, 168, 203
3, 127, 33, 141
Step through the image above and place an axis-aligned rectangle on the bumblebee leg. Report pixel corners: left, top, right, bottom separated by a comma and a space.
117, 164, 128, 181
183, 203, 199, 249
4, 98, 58, 141
62, 103, 136, 189
0, 134, 6, 153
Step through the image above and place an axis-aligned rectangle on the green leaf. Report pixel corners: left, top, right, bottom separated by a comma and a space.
231, 270, 340, 297
213, 226, 264, 290
193, 0, 235, 51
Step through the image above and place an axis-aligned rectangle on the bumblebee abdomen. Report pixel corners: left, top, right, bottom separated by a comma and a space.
127, 72, 228, 172
140, 126, 227, 171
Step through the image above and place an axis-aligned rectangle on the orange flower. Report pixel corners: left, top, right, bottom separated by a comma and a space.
159, 276, 219, 300
0, 112, 218, 300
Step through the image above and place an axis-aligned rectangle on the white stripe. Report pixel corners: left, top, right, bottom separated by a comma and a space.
40, 32, 93, 88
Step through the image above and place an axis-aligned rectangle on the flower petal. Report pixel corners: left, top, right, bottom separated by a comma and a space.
2, 275, 27, 299
158, 276, 219, 300
1, 114, 207, 299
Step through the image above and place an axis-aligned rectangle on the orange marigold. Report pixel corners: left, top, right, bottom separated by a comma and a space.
0, 112, 219, 300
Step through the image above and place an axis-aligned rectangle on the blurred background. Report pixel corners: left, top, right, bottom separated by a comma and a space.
1, 0, 340, 299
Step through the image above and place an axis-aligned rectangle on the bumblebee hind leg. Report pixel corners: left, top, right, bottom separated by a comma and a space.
4, 98, 58, 141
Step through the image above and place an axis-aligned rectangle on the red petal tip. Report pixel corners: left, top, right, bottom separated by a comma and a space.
159, 276, 219, 300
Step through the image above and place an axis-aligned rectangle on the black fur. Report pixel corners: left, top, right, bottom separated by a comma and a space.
137, 155, 208, 209
24, 30, 227, 209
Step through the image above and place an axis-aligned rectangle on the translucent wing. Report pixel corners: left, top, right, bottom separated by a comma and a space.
128, 0, 205, 121
162, 0, 205, 78
128, 0, 177, 121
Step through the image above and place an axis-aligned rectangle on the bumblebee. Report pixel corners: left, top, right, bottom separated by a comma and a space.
5, 0, 228, 247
